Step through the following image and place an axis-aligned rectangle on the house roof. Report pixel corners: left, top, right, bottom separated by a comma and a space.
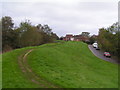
66, 34, 73, 37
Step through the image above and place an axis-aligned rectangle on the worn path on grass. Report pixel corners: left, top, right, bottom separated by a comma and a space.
18, 49, 59, 88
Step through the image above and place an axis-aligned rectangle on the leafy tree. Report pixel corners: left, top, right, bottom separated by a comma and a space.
43, 24, 52, 35
98, 24, 119, 58
89, 35, 97, 44
1, 16, 59, 52
81, 32, 90, 37
2, 16, 18, 51
51, 32, 59, 40
16, 21, 43, 47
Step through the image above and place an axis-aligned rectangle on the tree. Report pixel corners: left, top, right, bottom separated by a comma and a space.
97, 25, 119, 58
16, 21, 43, 47
51, 32, 59, 40
2, 16, 18, 51
43, 24, 52, 35
89, 35, 97, 44
81, 32, 90, 37
2, 16, 59, 52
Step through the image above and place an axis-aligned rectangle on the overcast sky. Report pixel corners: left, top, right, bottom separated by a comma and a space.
1, 0, 119, 36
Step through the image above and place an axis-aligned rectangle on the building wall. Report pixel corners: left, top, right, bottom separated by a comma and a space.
63, 34, 89, 42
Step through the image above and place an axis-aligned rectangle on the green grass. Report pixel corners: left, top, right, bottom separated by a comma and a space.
2, 41, 118, 88
2, 47, 41, 88
27, 41, 118, 88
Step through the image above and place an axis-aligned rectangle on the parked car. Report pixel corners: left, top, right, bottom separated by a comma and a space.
92, 43, 98, 48
103, 52, 111, 58
96, 47, 100, 50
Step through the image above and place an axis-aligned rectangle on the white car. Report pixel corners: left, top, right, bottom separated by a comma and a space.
92, 43, 98, 48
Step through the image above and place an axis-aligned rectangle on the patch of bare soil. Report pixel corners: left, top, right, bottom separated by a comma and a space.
18, 49, 59, 88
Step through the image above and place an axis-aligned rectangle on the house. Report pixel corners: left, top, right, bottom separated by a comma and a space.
63, 34, 73, 41
63, 33, 90, 42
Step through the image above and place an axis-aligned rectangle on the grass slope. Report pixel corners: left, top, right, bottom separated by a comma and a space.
27, 41, 118, 88
2, 47, 40, 88
2, 41, 118, 88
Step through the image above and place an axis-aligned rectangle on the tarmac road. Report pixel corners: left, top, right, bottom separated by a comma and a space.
88, 45, 120, 64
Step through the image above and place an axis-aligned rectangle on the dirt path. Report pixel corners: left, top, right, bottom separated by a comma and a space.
18, 49, 59, 88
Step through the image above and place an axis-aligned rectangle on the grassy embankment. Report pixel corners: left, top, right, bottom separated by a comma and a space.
2, 41, 118, 88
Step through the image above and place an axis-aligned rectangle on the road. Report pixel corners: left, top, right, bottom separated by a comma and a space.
88, 45, 120, 64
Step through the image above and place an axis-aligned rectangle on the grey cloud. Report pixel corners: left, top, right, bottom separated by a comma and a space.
2, 1, 118, 36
